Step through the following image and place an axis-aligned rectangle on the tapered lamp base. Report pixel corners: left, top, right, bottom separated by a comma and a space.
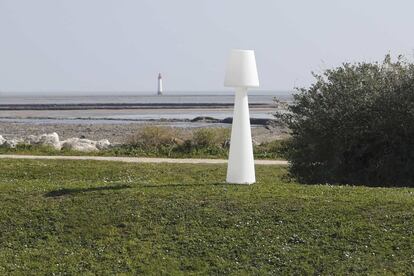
226, 88, 256, 184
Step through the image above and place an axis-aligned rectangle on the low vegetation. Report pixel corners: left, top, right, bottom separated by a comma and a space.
278, 55, 414, 187
0, 159, 413, 274
0, 126, 285, 159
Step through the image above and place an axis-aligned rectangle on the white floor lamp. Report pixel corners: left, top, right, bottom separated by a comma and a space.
224, 49, 260, 184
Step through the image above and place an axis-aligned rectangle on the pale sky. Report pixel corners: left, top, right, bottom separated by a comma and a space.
1, 0, 414, 94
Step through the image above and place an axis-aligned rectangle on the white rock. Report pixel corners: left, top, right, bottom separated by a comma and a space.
4, 138, 23, 149
25, 135, 40, 145
38, 132, 61, 150
61, 138, 98, 152
0, 135, 6, 146
96, 139, 111, 150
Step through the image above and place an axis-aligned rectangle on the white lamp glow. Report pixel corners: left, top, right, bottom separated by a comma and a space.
224, 49, 259, 184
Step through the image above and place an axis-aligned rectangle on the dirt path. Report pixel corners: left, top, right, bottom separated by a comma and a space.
0, 154, 288, 165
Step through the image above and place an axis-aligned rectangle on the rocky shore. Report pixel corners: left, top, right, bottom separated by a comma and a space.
0, 120, 288, 146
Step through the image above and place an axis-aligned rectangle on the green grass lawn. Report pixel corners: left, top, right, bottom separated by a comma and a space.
0, 159, 413, 274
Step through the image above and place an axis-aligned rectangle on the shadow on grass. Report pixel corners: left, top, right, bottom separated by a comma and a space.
45, 182, 242, 197
142, 182, 232, 188
45, 184, 131, 197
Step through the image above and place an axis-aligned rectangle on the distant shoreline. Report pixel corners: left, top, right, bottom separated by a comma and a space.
0, 102, 275, 111
0, 115, 279, 126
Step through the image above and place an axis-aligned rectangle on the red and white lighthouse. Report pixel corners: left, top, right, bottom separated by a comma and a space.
157, 73, 163, 96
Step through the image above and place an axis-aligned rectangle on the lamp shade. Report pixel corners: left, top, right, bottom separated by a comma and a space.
224, 49, 259, 88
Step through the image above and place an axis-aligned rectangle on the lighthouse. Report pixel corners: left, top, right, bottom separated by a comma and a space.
157, 73, 163, 96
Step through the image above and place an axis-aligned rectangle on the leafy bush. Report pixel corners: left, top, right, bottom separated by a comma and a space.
174, 128, 229, 157
126, 126, 179, 149
192, 128, 230, 148
278, 55, 414, 187
254, 140, 286, 159
123, 126, 229, 158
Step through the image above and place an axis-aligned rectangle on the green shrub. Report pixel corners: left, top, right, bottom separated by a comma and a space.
278, 55, 414, 187
126, 126, 179, 149
192, 128, 230, 148
254, 140, 286, 159
123, 126, 229, 158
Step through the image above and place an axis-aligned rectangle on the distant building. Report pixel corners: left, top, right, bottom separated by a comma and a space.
157, 73, 163, 96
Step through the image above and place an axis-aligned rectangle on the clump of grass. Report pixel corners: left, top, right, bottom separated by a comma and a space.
126, 126, 183, 148
119, 126, 231, 158
124, 126, 183, 156
192, 128, 230, 148
174, 128, 230, 158
254, 139, 287, 159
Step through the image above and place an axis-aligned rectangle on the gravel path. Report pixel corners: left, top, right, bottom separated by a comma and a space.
0, 154, 288, 165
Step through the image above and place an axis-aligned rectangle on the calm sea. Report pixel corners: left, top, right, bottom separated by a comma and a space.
0, 92, 292, 105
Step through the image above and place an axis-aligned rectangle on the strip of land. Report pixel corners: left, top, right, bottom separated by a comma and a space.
0, 154, 288, 165
0, 102, 274, 110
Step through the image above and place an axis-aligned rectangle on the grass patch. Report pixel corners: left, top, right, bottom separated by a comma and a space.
0, 159, 413, 274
